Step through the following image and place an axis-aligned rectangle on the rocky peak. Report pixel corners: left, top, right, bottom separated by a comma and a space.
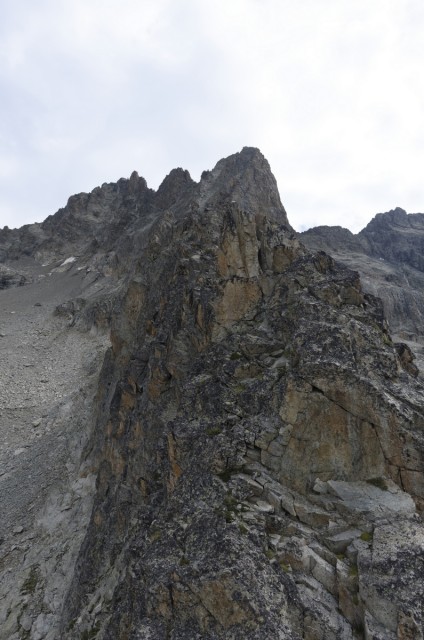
358, 209, 424, 270
127, 170, 149, 196
0, 172, 156, 266
154, 167, 196, 210
199, 146, 290, 227
362, 207, 424, 231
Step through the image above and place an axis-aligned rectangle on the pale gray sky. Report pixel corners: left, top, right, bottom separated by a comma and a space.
0, 0, 423, 232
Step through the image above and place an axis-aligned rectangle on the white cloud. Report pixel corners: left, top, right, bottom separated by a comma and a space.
0, 0, 423, 232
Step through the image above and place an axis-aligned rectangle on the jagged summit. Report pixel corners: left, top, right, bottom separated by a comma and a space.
155, 167, 196, 210
0, 147, 290, 266
362, 207, 424, 230
199, 147, 290, 226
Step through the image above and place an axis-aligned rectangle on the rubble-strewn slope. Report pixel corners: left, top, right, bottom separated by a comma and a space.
1, 149, 424, 639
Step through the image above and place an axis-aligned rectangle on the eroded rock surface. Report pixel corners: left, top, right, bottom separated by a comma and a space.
1, 149, 424, 639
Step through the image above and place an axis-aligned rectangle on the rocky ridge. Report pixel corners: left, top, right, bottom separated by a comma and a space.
301, 209, 424, 370
1, 149, 424, 639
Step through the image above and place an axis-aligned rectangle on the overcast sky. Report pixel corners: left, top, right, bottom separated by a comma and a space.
0, 0, 423, 233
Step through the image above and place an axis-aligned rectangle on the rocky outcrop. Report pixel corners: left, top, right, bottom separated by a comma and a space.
1, 149, 424, 639
359, 207, 424, 269
301, 209, 424, 370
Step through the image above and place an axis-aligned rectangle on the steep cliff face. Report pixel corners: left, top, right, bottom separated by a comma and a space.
1, 150, 424, 639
